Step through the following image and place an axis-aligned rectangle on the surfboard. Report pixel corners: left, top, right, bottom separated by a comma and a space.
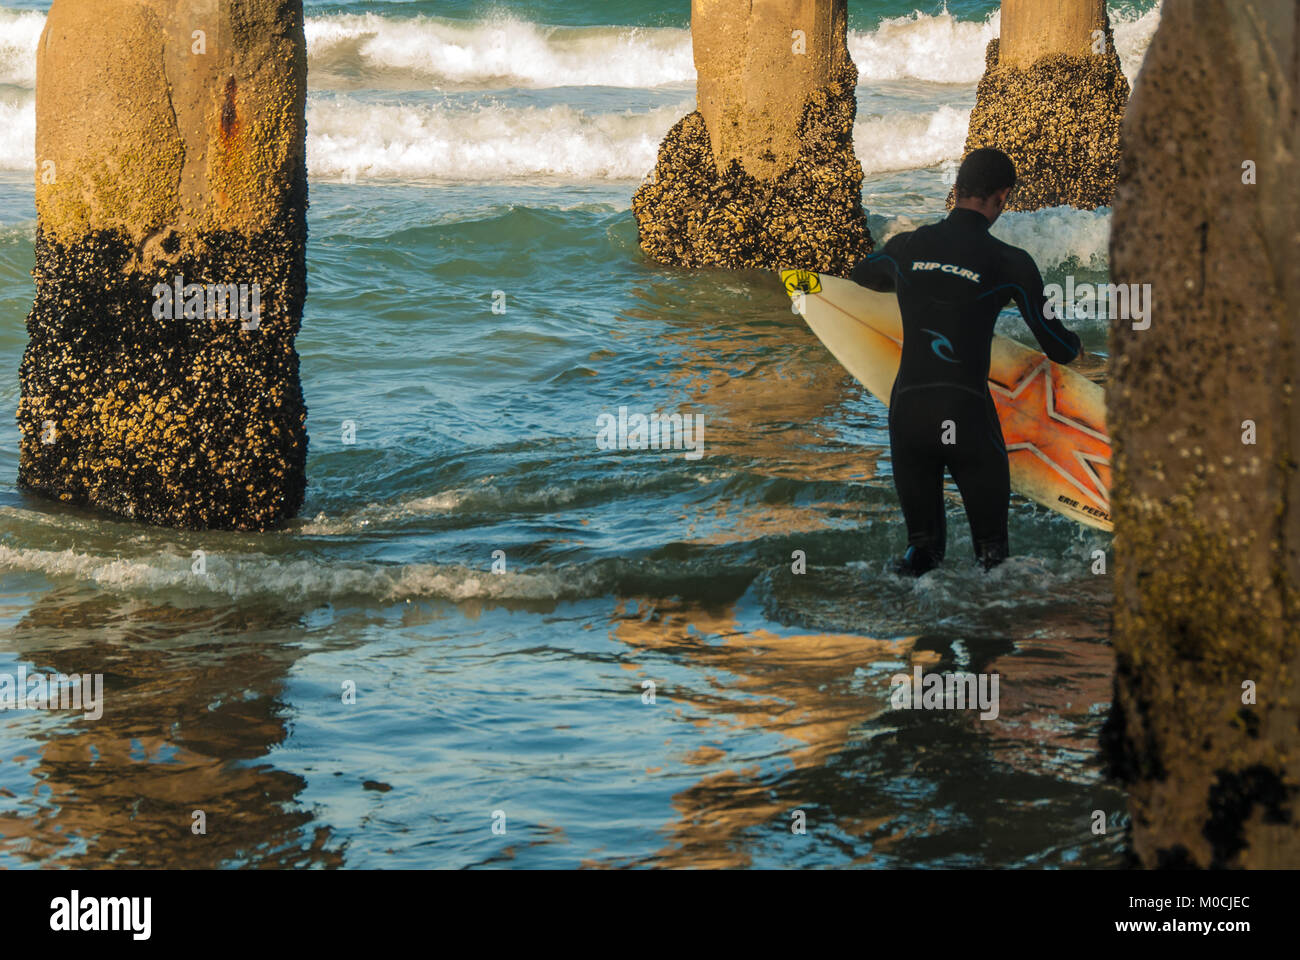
780, 269, 1112, 532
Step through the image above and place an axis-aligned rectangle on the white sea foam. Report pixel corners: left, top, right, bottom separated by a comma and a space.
851, 8, 1001, 84
311, 99, 967, 183
875, 205, 1112, 274
0, 8, 41, 88
307, 6, 1155, 91
856, 105, 971, 174
0, 5, 1163, 182
850, 5, 1158, 86
0, 542, 606, 603
0, 6, 1160, 94
1113, 4, 1162, 84
992, 206, 1113, 272
0, 9, 694, 93
306, 13, 695, 90
0, 92, 34, 172
307, 96, 685, 182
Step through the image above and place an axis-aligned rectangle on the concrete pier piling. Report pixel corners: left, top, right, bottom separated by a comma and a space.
633, 0, 872, 274
1105, 0, 1300, 867
18, 0, 309, 530
955, 0, 1129, 211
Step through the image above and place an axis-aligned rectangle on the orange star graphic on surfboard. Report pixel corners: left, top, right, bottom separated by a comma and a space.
990, 358, 1111, 521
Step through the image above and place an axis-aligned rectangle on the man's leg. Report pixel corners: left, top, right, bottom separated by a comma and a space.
948, 395, 1011, 570
889, 400, 947, 576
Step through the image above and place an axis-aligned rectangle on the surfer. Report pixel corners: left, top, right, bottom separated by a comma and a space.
848, 147, 1082, 575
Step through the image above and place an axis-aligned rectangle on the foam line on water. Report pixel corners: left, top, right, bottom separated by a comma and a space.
309, 98, 975, 183
0, 6, 1160, 93
306, 13, 695, 89
306, 96, 688, 182
0, 6, 1162, 179
0, 542, 610, 604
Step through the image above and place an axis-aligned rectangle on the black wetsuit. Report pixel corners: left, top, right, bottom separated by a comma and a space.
849, 207, 1081, 573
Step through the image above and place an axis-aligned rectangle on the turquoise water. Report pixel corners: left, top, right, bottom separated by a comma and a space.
0, 1, 1157, 868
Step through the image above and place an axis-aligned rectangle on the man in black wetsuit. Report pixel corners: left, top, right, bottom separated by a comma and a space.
849, 148, 1082, 575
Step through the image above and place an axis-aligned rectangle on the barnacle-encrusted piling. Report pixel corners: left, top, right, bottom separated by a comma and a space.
953, 0, 1129, 211
18, 0, 308, 530
1104, 0, 1300, 867
633, 0, 872, 274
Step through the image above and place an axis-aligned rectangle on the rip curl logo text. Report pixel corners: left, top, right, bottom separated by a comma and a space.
912, 261, 981, 284
921, 328, 958, 363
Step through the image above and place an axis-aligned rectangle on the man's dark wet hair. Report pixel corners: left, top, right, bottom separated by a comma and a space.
955, 147, 1017, 200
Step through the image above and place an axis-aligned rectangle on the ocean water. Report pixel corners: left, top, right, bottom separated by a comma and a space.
0, 0, 1158, 868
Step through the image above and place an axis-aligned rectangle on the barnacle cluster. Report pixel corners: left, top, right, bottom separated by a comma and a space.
955, 37, 1130, 211
17, 204, 308, 531
632, 62, 873, 275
